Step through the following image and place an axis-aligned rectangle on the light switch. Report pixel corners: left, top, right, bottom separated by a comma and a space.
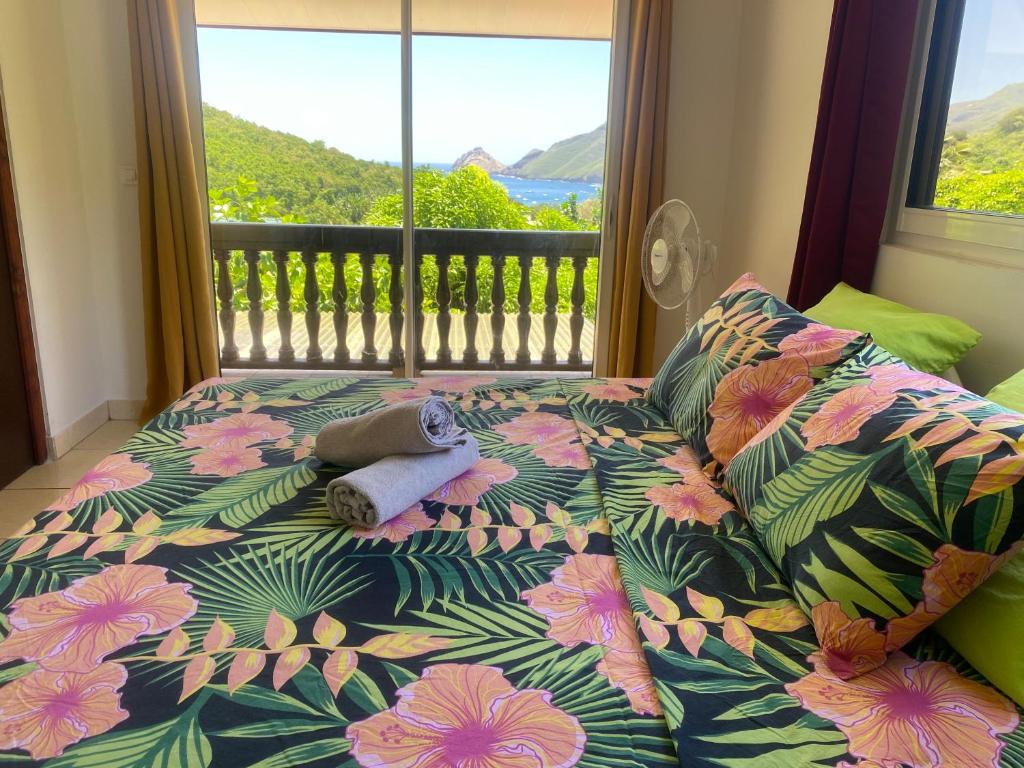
119, 165, 138, 185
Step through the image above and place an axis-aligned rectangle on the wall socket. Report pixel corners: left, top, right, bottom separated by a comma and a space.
119, 165, 138, 185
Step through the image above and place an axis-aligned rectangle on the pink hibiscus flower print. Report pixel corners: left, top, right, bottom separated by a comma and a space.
180, 412, 292, 450
884, 544, 1017, 652
656, 446, 705, 480
735, 398, 800, 458
596, 648, 662, 716
351, 504, 436, 544
800, 384, 897, 451
417, 374, 497, 393
380, 385, 435, 405
618, 377, 653, 389
48, 454, 152, 513
581, 381, 645, 402
786, 652, 1019, 768
534, 440, 591, 470
645, 483, 733, 526
807, 601, 888, 679
0, 662, 129, 759
493, 412, 579, 446
428, 457, 518, 506
706, 356, 813, 467
0, 564, 197, 672
189, 445, 265, 477
347, 663, 585, 768
778, 323, 861, 365
722, 272, 766, 295
866, 363, 957, 395
522, 554, 636, 651
186, 376, 243, 394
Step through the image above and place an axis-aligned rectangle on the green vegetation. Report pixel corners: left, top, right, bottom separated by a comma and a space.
934, 85, 1024, 216
203, 106, 602, 319
203, 105, 401, 224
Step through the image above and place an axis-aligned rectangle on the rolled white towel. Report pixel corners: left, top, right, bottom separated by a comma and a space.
325, 437, 480, 528
315, 396, 468, 468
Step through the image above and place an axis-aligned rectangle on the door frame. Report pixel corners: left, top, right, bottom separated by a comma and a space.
0, 83, 47, 464
592, 0, 630, 377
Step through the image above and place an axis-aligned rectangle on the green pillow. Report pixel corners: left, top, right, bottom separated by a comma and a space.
936, 369, 1024, 707
936, 552, 1024, 706
805, 282, 980, 375
987, 368, 1024, 413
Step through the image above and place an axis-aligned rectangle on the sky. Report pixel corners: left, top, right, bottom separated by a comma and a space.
196, 28, 611, 164
950, 0, 1024, 103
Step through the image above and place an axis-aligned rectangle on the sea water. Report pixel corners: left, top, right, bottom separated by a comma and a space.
400, 162, 601, 207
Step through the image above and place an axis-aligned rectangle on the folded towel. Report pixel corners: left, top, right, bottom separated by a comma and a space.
325, 438, 480, 528
314, 396, 468, 468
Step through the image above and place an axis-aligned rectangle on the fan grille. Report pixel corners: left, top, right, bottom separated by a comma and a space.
641, 199, 702, 310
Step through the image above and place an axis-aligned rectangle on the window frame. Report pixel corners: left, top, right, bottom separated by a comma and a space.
888, 0, 1024, 262
192, 2, 623, 376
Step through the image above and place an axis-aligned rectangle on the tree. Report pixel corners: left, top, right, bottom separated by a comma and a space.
365, 166, 530, 230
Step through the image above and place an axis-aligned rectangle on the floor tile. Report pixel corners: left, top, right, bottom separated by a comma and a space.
0, 489, 60, 538
75, 420, 138, 452
4, 449, 109, 490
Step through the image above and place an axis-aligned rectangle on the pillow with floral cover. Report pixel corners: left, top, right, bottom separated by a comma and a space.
724, 343, 1024, 679
646, 272, 869, 478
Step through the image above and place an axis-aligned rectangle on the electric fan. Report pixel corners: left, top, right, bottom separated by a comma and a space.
641, 199, 718, 329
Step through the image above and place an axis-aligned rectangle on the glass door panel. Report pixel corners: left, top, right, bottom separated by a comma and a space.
409, 3, 612, 374
195, 0, 615, 376
195, 4, 406, 372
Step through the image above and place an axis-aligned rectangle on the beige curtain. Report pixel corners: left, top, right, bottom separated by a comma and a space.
128, 0, 219, 421
605, 0, 672, 377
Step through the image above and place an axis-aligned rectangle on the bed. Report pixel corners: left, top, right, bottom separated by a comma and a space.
1, 375, 1021, 767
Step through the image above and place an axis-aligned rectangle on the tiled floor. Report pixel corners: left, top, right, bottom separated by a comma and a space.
0, 420, 137, 538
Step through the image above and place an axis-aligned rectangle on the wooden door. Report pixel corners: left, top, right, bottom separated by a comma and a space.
0, 103, 45, 487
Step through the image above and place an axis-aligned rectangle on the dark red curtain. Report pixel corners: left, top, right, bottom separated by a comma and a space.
787, 0, 919, 310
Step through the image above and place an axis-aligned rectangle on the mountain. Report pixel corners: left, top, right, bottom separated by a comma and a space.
946, 83, 1024, 135
452, 147, 507, 174
202, 104, 402, 224
505, 148, 543, 174
507, 124, 606, 183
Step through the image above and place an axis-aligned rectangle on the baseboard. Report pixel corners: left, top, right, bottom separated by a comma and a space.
47, 399, 146, 459
108, 399, 144, 422
48, 401, 109, 459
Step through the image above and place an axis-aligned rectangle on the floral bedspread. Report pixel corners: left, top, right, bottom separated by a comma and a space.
561, 379, 1024, 768
0, 375, 1020, 768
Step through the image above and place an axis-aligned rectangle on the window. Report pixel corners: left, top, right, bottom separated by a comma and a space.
193, 2, 616, 374
906, 0, 1024, 218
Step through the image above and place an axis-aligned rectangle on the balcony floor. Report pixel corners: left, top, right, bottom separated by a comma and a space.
227, 311, 595, 369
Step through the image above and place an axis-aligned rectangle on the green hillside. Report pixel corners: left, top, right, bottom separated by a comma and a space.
508, 124, 605, 182
202, 104, 402, 224
946, 83, 1024, 135
936, 86, 1024, 215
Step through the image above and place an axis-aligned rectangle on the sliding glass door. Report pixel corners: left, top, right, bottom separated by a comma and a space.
409, 13, 611, 374
194, 0, 615, 376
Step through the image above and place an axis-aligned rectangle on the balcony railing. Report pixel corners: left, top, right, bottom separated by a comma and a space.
210, 222, 599, 372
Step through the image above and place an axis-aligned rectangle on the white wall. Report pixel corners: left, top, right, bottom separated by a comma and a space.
655, 0, 742, 361
657, 0, 1021, 391
0, 0, 145, 447
656, 0, 832, 364
874, 247, 1023, 394
717, 0, 832, 297
62, 1, 147, 408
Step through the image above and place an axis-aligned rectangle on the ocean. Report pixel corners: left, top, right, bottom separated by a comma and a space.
391, 161, 601, 207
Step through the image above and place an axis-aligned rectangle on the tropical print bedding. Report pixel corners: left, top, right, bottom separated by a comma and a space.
0, 375, 1020, 768
561, 380, 1024, 768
